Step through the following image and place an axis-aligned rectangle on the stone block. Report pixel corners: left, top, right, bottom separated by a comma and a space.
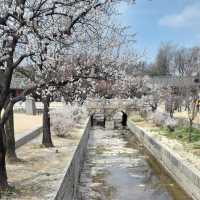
25, 97, 36, 115
105, 120, 114, 129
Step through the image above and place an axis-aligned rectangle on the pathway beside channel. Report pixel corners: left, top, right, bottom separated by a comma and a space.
77, 127, 192, 200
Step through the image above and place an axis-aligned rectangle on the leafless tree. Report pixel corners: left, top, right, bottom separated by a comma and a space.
174, 47, 200, 77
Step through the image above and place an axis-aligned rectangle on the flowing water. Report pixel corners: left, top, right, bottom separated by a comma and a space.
77, 127, 192, 200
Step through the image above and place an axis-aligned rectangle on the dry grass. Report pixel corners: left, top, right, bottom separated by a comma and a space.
130, 116, 200, 171
158, 104, 200, 124
14, 113, 42, 134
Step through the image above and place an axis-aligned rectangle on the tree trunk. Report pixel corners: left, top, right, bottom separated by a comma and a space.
42, 97, 54, 148
0, 124, 8, 190
189, 119, 193, 142
170, 109, 174, 118
5, 108, 18, 163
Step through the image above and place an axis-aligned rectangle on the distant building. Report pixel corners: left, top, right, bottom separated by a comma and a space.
150, 75, 200, 88
10, 77, 36, 115
10, 77, 31, 97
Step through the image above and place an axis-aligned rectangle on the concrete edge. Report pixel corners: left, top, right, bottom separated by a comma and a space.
53, 118, 91, 200
128, 120, 200, 200
15, 126, 43, 149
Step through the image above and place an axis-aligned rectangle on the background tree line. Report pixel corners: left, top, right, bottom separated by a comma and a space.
146, 42, 200, 77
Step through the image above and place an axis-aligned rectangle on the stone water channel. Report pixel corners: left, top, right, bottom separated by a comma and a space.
77, 126, 192, 200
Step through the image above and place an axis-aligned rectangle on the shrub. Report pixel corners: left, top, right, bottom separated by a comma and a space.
151, 111, 178, 132
50, 103, 88, 137
164, 117, 178, 132
152, 111, 168, 127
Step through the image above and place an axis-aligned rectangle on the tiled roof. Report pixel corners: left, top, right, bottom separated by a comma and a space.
10, 77, 32, 90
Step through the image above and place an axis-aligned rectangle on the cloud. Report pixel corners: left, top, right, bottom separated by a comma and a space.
159, 3, 200, 28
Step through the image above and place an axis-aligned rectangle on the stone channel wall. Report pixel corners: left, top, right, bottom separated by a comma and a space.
53, 119, 91, 200
16, 126, 42, 149
128, 120, 200, 200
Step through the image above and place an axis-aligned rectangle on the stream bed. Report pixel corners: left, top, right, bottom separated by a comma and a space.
77, 127, 192, 200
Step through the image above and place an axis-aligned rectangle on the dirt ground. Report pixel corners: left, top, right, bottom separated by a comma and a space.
158, 104, 200, 124
14, 113, 42, 134
1, 122, 86, 200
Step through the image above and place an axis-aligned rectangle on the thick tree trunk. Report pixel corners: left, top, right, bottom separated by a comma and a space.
5, 108, 18, 163
42, 97, 54, 148
0, 124, 8, 190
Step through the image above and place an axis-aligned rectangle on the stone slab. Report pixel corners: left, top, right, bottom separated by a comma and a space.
105, 120, 114, 129
52, 119, 91, 200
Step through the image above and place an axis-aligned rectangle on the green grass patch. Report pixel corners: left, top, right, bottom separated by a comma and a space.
158, 126, 200, 144
130, 115, 144, 123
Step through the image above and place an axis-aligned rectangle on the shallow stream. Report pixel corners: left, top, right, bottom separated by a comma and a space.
77, 127, 192, 200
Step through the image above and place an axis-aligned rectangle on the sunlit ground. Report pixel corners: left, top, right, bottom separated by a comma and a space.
5, 126, 84, 200
14, 113, 42, 134
158, 104, 200, 124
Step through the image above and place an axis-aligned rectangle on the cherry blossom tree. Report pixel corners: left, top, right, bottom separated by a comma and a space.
18, 12, 134, 147
0, 0, 135, 190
